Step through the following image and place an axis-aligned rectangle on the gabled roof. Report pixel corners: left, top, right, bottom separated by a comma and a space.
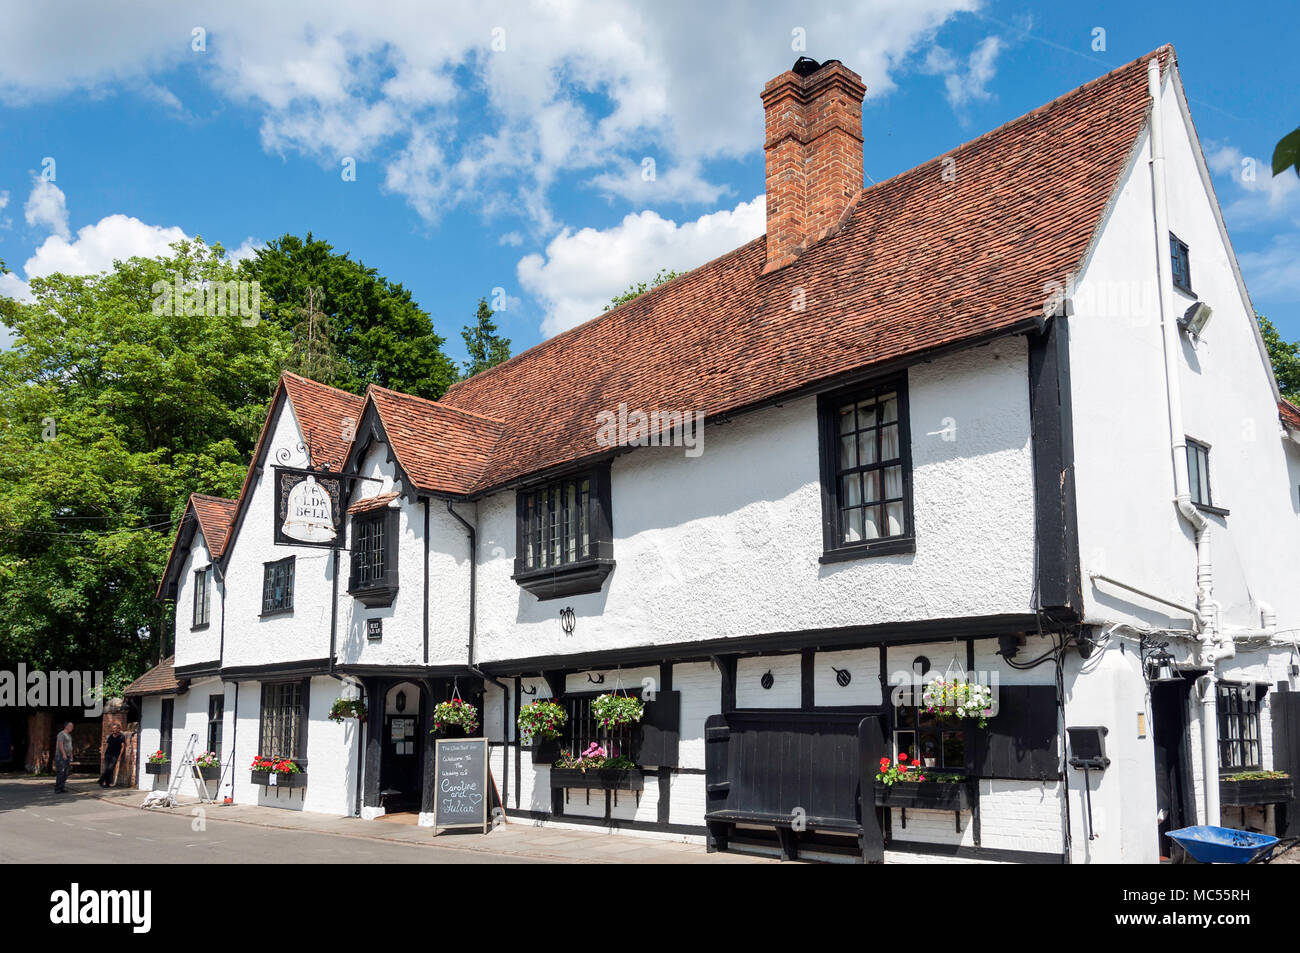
123, 655, 183, 697
439, 47, 1173, 492
1280, 400, 1300, 433
282, 372, 365, 470
156, 493, 237, 599
348, 385, 505, 496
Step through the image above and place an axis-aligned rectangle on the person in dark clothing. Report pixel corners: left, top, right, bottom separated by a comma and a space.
99, 725, 125, 787
54, 721, 73, 793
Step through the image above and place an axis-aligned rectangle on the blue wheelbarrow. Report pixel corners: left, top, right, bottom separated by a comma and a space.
1167, 826, 1288, 864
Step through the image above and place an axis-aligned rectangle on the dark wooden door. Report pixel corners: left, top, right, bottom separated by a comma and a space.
1151, 679, 1194, 859
381, 714, 422, 808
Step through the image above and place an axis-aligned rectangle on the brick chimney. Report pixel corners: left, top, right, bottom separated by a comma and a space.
761, 57, 866, 273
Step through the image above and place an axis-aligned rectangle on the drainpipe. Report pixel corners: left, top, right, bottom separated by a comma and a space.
446, 499, 510, 812
1148, 57, 1221, 826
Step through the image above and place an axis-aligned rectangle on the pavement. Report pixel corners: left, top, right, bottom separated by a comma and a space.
0, 774, 775, 864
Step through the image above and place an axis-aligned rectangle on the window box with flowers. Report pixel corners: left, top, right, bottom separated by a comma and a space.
431, 698, 480, 737
1220, 771, 1292, 807
145, 751, 169, 776
195, 751, 221, 781
250, 756, 307, 789
518, 699, 567, 764
550, 744, 644, 791
872, 754, 970, 811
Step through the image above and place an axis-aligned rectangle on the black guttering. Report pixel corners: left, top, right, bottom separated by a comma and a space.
220, 658, 332, 681
1027, 313, 1082, 618
478, 612, 1043, 675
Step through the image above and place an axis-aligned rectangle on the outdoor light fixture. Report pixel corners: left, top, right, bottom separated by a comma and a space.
1141, 636, 1181, 684
559, 606, 576, 634
1179, 300, 1213, 338
997, 634, 1020, 661
1067, 726, 1110, 842
395, 690, 407, 713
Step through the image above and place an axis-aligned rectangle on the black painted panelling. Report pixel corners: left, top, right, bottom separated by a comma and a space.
638, 690, 681, 768
974, 684, 1060, 780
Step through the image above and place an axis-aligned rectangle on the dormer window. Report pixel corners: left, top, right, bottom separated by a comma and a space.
348, 508, 399, 608
513, 466, 614, 600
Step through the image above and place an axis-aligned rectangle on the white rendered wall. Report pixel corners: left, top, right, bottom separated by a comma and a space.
475, 338, 1036, 665
173, 532, 222, 668
1070, 74, 1300, 638
221, 403, 336, 668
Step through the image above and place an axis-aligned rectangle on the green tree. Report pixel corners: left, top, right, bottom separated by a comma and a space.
460, 298, 512, 379
286, 285, 341, 384
604, 268, 680, 312
0, 240, 290, 679
240, 233, 457, 398
1258, 313, 1300, 404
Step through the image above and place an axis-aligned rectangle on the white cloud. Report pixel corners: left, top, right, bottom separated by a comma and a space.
519, 195, 765, 337
1239, 233, 1300, 302
24, 179, 70, 239
22, 214, 187, 282
0, 1, 981, 227
1206, 144, 1300, 224
226, 237, 265, 266
924, 35, 1004, 110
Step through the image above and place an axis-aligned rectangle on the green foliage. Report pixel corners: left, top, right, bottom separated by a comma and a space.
1257, 313, 1300, 405
0, 240, 290, 677
603, 268, 680, 312
1272, 127, 1300, 179
516, 698, 566, 742
460, 297, 511, 379
240, 233, 457, 399
590, 692, 644, 728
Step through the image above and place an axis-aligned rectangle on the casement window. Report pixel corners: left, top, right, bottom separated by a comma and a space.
192, 567, 211, 629
207, 694, 224, 759
513, 466, 614, 599
1217, 683, 1262, 772
893, 698, 966, 772
818, 376, 914, 560
348, 509, 399, 608
1170, 233, 1192, 294
259, 681, 308, 762
261, 557, 295, 616
1186, 438, 1213, 508
562, 693, 638, 761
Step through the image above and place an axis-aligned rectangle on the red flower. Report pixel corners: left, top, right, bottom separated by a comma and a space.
898, 753, 908, 762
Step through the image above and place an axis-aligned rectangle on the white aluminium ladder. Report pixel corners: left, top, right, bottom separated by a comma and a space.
164, 733, 214, 804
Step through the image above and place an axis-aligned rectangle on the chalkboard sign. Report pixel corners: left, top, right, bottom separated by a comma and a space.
433, 737, 489, 834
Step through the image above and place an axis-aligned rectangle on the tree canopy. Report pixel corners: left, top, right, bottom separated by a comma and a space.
240, 233, 458, 399
1257, 313, 1300, 405
460, 297, 512, 379
604, 268, 680, 312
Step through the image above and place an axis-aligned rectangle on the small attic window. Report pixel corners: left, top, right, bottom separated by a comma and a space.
1170, 233, 1192, 294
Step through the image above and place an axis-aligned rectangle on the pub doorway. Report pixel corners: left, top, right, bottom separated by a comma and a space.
1151, 676, 1196, 861
379, 682, 424, 814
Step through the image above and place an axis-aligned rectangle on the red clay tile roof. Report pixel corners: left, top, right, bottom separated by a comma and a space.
191, 494, 237, 557
282, 372, 366, 470
1281, 400, 1300, 432
348, 491, 400, 514
123, 656, 182, 697
363, 386, 505, 495
440, 47, 1173, 493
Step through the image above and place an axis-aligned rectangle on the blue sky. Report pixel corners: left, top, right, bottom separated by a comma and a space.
1, 0, 1297, 364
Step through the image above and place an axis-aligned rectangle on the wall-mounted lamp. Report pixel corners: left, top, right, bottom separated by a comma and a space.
395, 690, 407, 713
1179, 300, 1213, 338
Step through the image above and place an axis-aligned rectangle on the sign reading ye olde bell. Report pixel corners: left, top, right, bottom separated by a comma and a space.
274, 467, 344, 548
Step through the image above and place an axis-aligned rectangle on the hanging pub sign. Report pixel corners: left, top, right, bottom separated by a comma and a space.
274, 467, 344, 548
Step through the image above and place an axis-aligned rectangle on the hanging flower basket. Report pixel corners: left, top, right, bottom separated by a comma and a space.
591, 693, 644, 730
328, 697, 368, 724
432, 698, 479, 735
921, 678, 994, 728
518, 699, 567, 743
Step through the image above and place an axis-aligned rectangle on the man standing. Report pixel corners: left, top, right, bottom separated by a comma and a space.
99, 724, 125, 787
54, 721, 74, 793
